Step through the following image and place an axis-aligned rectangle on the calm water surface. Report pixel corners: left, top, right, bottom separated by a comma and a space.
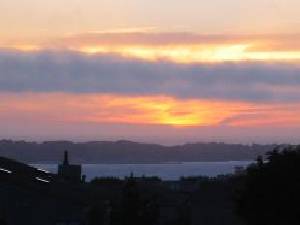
32, 161, 252, 181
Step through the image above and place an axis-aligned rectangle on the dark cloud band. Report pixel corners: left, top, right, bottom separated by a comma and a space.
0, 50, 300, 102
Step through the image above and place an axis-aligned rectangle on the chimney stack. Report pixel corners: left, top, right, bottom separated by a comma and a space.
63, 150, 69, 165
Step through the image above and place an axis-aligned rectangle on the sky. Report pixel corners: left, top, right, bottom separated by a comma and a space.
1, 0, 300, 144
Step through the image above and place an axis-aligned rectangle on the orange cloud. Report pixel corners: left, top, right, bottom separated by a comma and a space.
1, 93, 300, 128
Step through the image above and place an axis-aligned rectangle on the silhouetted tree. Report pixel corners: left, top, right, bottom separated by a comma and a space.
122, 178, 141, 225
234, 146, 300, 225
122, 177, 160, 225
140, 197, 160, 225
87, 204, 105, 225
0, 215, 7, 225
176, 199, 191, 225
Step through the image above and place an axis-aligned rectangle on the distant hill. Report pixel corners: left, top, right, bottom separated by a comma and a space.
0, 140, 278, 163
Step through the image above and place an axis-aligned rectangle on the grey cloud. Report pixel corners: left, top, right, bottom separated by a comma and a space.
0, 50, 300, 102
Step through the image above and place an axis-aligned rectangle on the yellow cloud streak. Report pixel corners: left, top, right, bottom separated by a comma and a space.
4, 40, 300, 63
76, 44, 300, 63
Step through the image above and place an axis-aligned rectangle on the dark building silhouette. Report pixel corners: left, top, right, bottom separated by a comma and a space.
58, 151, 82, 183
0, 156, 85, 225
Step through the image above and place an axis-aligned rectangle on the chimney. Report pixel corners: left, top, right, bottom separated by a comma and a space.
63, 150, 69, 165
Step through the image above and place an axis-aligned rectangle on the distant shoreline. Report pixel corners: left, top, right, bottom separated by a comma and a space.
0, 139, 276, 164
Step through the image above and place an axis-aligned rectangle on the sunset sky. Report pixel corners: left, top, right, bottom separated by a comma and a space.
1, 0, 300, 144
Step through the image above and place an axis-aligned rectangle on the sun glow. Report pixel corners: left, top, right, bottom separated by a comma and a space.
79, 95, 241, 127
2, 93, 300, 128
